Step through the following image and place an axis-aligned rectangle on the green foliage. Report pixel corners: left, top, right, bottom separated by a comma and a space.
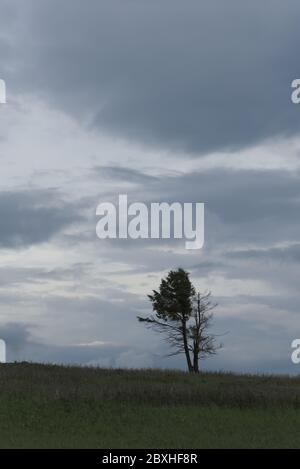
148, 268, 195, 322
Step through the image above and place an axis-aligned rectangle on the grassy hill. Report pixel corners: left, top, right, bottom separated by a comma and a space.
0, 363, 299, 448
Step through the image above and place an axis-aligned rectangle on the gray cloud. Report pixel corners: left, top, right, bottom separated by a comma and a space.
0, 322, 32, 351
92, 167, 300, 251
145, 168, 300, 224
0, 189, 82, 248
0, 316, 297, 375
93, 166, 158, 185
1, 1, 300, 375
2, 0, 300, 154
228, 244, 300, 263
0, 264, 90, 287
0, 322, 158, 369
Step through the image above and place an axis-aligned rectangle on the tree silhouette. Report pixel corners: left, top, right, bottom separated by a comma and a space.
138, 268, 221, 373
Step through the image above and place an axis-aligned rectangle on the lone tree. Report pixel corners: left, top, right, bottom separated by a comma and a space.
138, 268, 221, 373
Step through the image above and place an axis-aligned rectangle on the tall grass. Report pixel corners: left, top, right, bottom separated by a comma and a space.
0, 362, 299, 408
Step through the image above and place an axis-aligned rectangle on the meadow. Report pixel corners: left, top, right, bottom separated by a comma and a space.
0, 363, 299, 448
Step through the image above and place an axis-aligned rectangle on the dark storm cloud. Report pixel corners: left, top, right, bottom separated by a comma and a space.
0, 322, 32, 350
1, 1, 300, 375
228, 244, 300, 263
0, 318, 297, 375
200, 315, 299, 375
93, 166, 300, 250
89, 165, 300, 298
3, 0, 300, 153
93, 166, 158, 184
93, 165, 300, 225
144, 168, 300, 224
0, 322, 147, 367
0, 189, 82, 248
219, 293, 300, 317
0, 264, 90, 287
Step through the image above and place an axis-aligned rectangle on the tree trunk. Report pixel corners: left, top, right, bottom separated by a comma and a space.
182, 320, 193, 372
193, 349, 200, 373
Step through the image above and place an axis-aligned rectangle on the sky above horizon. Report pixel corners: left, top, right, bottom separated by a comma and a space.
0, 0, 300, 374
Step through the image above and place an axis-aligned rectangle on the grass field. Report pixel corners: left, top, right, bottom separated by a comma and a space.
0, 363, 299, 448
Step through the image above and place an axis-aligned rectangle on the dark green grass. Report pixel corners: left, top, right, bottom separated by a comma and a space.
0, 363, 299, 448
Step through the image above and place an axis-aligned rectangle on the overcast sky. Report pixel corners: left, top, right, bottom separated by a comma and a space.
0, 0, 300, 373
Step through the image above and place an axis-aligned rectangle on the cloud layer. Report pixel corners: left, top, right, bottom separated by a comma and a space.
0, 1, 299, 374
2, 0, 300, 154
